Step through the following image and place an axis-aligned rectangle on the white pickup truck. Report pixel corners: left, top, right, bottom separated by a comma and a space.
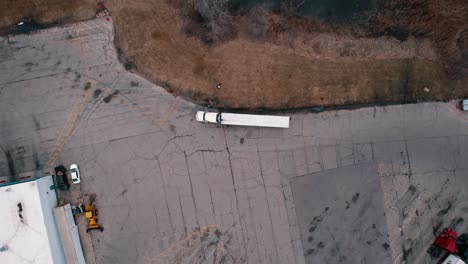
442, 254, 465, 264
196, 111, 290, 128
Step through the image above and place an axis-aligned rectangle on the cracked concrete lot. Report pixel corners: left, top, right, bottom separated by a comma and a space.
1, 18, 468, 264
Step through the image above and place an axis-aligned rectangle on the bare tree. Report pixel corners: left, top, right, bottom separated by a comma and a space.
280, 0, 305, 16
195, 0, 234, 42
248, 4, 270, 40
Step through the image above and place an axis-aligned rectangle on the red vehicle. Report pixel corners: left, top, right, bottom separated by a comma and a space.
428, 228, 468, 263
428, 228, 458, 258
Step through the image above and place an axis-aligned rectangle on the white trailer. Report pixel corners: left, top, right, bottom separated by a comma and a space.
196, 111, 290, 128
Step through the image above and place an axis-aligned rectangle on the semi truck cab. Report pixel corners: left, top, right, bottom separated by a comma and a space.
196, 111, 220, 124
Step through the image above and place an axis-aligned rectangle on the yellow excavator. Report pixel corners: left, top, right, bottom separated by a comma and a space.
85, 194, 104, 232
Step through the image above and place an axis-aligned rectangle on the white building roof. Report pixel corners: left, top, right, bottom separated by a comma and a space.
0, 176, 64, 264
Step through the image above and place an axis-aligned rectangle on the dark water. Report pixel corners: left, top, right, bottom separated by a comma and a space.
231, 0, 385, 22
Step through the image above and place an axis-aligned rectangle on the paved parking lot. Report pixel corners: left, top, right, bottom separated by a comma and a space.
1, 18, 468, 264
292, 162, 391, 264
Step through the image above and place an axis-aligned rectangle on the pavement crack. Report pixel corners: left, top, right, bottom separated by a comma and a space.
257, 146, 280, 263
168, 134, 193, 142
183, 151, 201, 231
0, 71, 68, 86
404, 140, 413, 179
178, 192, 188, 238
222, 127, 248, 260
208, 184, 216, 218
126, 138, 157, 161
186, 149, 225, 156
156, 158, 174, 232
155, 141, 170, 158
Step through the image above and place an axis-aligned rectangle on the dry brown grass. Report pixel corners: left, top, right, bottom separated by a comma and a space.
1, 0, 467, 109
372, 0, 468, 78
107, 0, 467, 109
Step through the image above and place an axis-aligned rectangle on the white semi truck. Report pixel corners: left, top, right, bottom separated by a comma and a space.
196, 111, 290, 128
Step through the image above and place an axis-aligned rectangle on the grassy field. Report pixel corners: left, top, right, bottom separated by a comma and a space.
107, 0, 467, 109
1, 0, 466, 109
